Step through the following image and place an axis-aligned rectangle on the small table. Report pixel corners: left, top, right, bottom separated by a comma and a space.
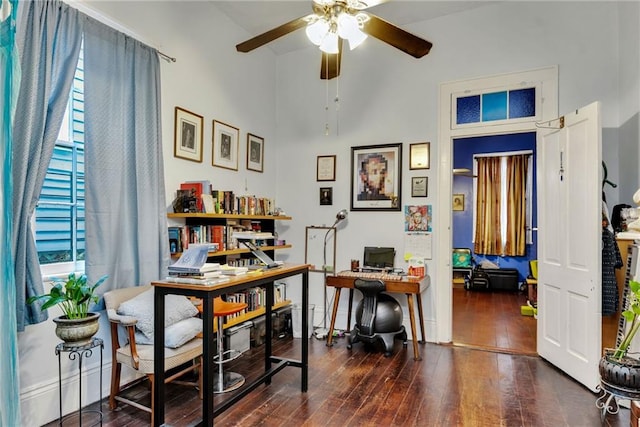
326, 271, 429, 360
56, 337, 103, 426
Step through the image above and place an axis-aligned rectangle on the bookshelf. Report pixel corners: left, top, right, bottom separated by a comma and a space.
170, 213, 294, 336
168, 213, 292, 260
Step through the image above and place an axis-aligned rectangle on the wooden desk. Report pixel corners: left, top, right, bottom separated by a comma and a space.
325, 272, 429, 361
152, 263, 310, 427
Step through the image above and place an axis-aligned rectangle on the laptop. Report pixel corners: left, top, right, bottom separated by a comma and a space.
241, 241, 282, 269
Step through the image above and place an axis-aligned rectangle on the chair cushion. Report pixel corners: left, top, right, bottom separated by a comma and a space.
134, 317, 203, 348
116, 288, 198, 340
116, 337, 202, 374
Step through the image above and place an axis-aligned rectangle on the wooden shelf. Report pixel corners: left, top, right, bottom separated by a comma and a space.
199, 300, 292, 332
168, 213, 292, 221
173, 244, 292, 258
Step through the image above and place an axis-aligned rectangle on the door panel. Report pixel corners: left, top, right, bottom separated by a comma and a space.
537, 101, 601, 392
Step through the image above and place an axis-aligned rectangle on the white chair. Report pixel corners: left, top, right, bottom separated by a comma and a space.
104, 285, 203, 425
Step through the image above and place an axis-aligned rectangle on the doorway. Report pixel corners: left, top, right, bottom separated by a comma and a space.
451, 133, 538, 354
434, 66, 558, 347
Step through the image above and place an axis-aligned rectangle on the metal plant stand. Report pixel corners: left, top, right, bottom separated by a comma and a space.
56, 337, 103, 426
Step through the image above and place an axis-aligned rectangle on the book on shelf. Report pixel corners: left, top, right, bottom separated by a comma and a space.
232, 231, 274, 240
180, 182, 206, 212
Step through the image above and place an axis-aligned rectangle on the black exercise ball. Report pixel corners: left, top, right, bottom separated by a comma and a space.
355, 293, 403, 333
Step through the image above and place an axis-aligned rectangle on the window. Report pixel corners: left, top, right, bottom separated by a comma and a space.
472, 151, 533, 254
35, 49, 85, 272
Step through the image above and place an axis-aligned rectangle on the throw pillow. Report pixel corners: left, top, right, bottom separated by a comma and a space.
117, 287, 199, 339
134, 317, 202, 348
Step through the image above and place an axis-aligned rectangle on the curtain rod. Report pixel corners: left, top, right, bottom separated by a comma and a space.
66, 0, 176, 63
158, 51, 176, 63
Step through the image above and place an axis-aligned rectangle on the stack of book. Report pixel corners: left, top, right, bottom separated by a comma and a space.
167, 244, 228, 285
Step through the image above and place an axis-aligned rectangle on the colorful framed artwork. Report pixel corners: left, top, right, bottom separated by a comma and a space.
453, 193, 465, 211
317, 155, 336, 181
173, 107, 203, 162
350, 143, 402, 211
246, 133, 264, 172
212, 120, 239, 170
409, 142, 430, 170
411, 176, 428, 197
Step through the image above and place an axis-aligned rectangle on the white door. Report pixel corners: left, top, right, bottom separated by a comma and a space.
537, 101, 602, 391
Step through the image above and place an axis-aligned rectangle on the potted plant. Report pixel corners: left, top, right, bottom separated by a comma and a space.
599, 279, 640, 398
28, 272, 108, 348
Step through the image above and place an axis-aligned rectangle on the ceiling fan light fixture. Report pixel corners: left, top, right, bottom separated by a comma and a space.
337, 12, 367, 50
319, 30, 339, 54
306, 18, 330, 46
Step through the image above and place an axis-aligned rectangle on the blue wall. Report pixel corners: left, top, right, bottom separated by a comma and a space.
453, 132, 537, 282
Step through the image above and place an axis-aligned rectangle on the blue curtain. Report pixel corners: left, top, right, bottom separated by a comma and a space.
1, 0, 21, 423
12, 0, 83, 330
83, 17, 169, 291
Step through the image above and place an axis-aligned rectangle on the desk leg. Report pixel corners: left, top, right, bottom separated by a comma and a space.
202, 296, 215, 426
347, 289, 353, 332
406, 294, 421, 361
326, 287, 342, 347
416, 293, 426, 343
153, 290, 166, 427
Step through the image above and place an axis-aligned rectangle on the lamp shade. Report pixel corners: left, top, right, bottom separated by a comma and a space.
337, 12, 367, 50
335, 209, 348, 222
306, 19, 329, 46
319, 30, 339, 54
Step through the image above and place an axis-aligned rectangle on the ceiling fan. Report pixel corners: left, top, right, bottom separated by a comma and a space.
236, 0, 433, 80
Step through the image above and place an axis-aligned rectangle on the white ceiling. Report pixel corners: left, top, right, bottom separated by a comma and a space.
214, 1, 495, 55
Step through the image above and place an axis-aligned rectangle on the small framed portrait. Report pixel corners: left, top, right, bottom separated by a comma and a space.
212, 120, 239, 170
351, 143, 402, 211
409, 142, 430, 170
246, 133, 264, 172
174, 107, 203, 162
317, 155, 336, 181
411, 176, 428, 197
453, 194, 465, 211
320, 187, 333, 205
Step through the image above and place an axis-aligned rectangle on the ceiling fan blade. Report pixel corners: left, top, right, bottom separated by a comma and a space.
236, 15, 313, 53
362, 13, 433, 58
321, 38, 343, 80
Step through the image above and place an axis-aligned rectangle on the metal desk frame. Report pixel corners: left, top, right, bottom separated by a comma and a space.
152, 263, 310, 427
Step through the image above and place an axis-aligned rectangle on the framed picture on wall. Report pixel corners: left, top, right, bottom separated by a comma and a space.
246, 133, 264, 172
317, 155, 336, 181
320, 187, 333, 205
173, 107, 203, 162
411, 177, 428, 197
453, 193, 465, 211
350, 143, 402, 211
409, 142, 430, 170
212, 120, 239, 170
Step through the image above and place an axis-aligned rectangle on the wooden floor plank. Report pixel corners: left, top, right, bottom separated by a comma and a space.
45, 289, 632, 427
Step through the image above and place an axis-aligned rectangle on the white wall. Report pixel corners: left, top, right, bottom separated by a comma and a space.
18, 1, 278, 425
273, 1, 633, 339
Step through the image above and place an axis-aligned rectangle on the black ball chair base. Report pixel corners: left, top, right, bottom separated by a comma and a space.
346, 279, 408, 357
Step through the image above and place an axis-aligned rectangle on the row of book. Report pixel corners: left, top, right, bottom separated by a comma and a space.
168, 225, 274, 255
176, 180, 275, 215
223, 283, 288, 319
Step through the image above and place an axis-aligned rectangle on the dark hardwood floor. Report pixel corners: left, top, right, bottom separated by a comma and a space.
48, 290, 630, 426
452, 287, 537, 355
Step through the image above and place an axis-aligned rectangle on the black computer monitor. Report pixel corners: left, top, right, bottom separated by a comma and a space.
363, 246, 395, 270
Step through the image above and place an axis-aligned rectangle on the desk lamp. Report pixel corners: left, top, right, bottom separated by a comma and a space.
315, 209, 348, 339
